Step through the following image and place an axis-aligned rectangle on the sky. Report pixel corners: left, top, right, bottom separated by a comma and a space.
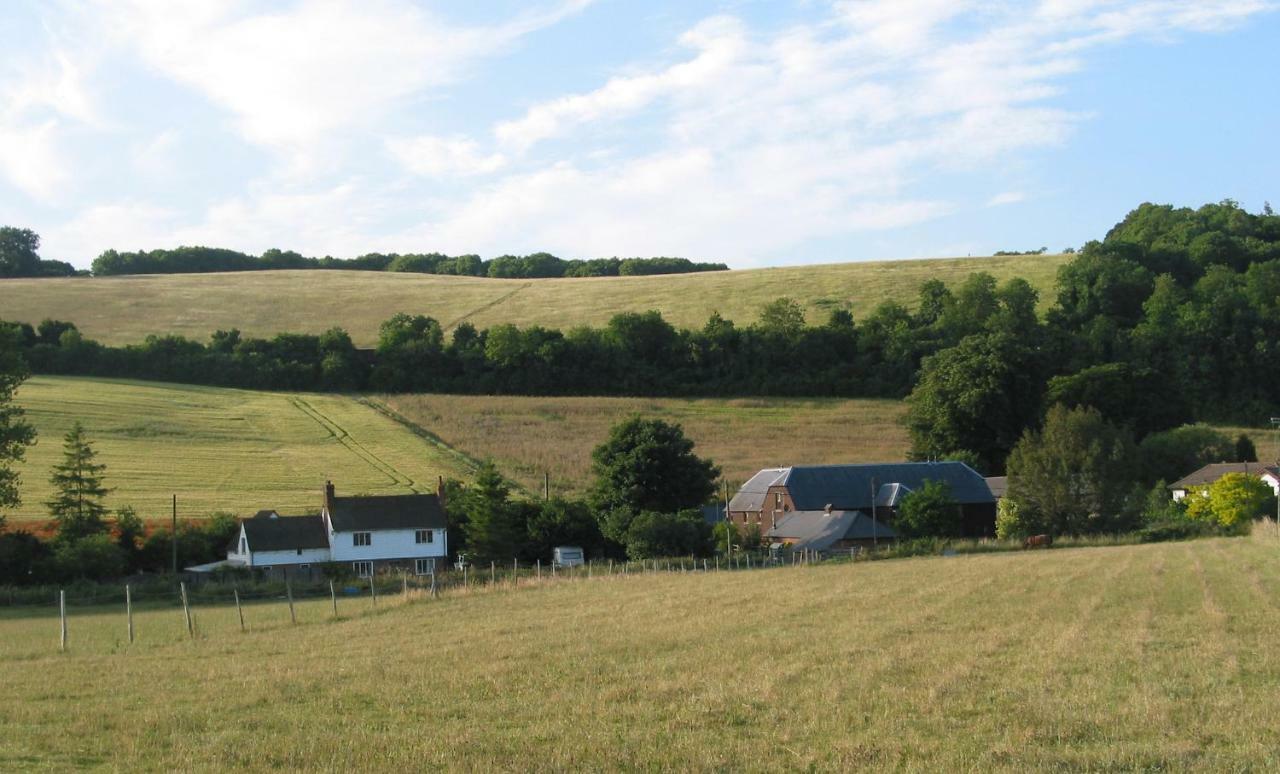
1, 0, 1277, 270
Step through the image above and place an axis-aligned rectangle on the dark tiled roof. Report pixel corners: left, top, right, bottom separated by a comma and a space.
242, 515, 328, 552
734, 462, 993, 512
326, 494, 447, 532
1169, 463, 1280, 490
768, 510, 896, 550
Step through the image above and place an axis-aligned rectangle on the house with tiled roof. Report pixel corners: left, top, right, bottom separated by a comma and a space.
729, 462, 997, 538
1169, 462, 1280, 501
225, 481, 449, 580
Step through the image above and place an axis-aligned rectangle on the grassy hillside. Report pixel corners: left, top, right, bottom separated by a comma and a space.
0, 253, 1070, 346
3, 535, 1279, 769
379, 393, 910, 497
6, 376, 476, 522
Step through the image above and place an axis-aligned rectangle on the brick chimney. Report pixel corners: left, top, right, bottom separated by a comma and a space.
324, 480, 335, 507
436, 475, 446, 507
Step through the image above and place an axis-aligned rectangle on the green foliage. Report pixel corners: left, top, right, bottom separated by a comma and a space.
46, 421, 111, 543
895, 480, 961, 538
1184, 472, 1273, 528
525, 497, 605, 561
906, 333, 1044, 472
1139, 481, 1187, 524
0, 530, 51, 584
1136, 425, 1235, 487
622, 510, 713, 559
1005, 405, 1138, 536
1045, 362, 1190, 437
588, 417, 719, 518
758, 297, 806, 338
114, 505, 145, 571
1235, 434, 1258, 463
994, 497, 1022, 540
460, 462, 526, 562
0, 325, 37, 521
53, 534, 126, 580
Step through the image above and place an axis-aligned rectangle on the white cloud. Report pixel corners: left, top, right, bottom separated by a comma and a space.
95, 0, 594, 158
0, 120, 72, 202
987, 191, 1028, 207
385, 135, 507, 177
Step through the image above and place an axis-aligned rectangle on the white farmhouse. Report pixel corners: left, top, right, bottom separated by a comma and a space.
224, 482, 449, 580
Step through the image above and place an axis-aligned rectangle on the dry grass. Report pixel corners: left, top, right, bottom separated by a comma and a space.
2, 535, 1279, 770
0, 253, 1070, 346
6, 376, 475, 522
378, 393, 910, 497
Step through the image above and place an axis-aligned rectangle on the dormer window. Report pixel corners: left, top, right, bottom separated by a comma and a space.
353, 532, 371, 547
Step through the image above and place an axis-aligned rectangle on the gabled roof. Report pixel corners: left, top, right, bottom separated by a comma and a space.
767, 510, 896, 551
1169, 462, 1280, 490
241, 515, 328, 552
326, 494, 447, 532
732, 462, 992, 512
985, 476, 1008, 499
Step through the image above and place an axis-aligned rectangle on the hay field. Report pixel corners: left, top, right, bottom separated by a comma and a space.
378, 393, 910, 497
5, 376, 475, 522
3, 535, 1279, 770
0, 253, 1069, 346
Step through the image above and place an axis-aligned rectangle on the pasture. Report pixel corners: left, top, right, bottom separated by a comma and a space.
0, 253, 1070, 346
5, 376, 475, 522
2, 534, 1279, 770
379, 393, 910, 497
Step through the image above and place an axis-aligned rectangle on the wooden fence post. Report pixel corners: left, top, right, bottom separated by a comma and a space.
59, 590, 67, 652
329, 580, 338, 618
537, 559, 541, 580
490, 561, 496, 586
234, 587, 245, 631
430, 569, 438, 598
370, 576, 378, 606
287, 579, 297, 625
180, 582, 194, 639
126, 584, 134, 644
402, 573, 409, 598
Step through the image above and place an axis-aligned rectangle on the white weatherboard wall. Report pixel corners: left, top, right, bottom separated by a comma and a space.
250, 548, 332, 567
328, 527, 448, 563
1172, 473, 1280, 502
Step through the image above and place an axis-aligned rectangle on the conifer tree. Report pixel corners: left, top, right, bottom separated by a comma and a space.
47, 422, 110, 543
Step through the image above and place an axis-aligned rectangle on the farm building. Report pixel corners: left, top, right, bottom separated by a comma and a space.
222, 481, 449, 579
729, 462, 997, 537
1169, 462, 1280, 501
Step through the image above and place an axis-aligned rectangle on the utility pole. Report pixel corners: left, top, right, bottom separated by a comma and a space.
544, 472, 550, 502
1271, 418, 1280, 527
171, 494, 178, 576
870, 477, 878, 549
723, 480, 732, 557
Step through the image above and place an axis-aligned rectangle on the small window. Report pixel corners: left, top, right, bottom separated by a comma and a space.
414, 558, 435, 575
296, 548, 303, 555
239, 536, 247, 554
353, 561, 373, 578
775, 493, 782, 507
299, 564, 310, 571
415, 529, 434, 544
353, 532, 372, 547
261, 565, 272, 572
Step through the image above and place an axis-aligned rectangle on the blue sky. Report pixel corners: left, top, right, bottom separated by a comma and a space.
1, 0, 1276, 270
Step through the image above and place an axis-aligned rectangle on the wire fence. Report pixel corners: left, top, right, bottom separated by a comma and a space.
1, 549, 862, 656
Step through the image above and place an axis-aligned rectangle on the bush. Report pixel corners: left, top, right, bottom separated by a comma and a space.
624, 510, 713, 559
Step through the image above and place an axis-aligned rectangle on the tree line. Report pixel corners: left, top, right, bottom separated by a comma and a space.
88, 246, 728, 278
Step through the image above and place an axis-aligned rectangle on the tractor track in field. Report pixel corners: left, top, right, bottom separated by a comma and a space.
289, 397, 422, 492
442, 282, 532, 330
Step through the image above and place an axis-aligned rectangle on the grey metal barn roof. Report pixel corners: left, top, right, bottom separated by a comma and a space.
730, 462, 992, 512
242, 515, 328, 552
326, 494, 447, 532
768, 510, 896, 551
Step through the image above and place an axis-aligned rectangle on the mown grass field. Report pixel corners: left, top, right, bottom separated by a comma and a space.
0, 253, 1070, 346
3, 535, 1279, 769
6, 376, 475, 522
379, 393, 910, 497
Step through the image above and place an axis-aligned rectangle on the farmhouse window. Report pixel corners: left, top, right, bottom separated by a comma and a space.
296, 548, 302, 555
353, 532, 372, 547
415, 558, 435, 575
353, 561, 373, 578
415, 529, 434, 544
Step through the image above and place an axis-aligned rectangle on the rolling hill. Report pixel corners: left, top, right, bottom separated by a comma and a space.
0, 253, 1070, 346
5, 376, 477, 522
3, 535, 1278, 769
